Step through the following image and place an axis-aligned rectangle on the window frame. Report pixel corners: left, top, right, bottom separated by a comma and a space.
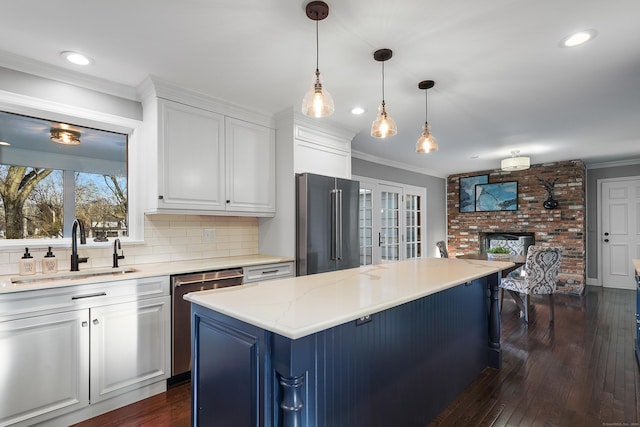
0, 91, 143, 249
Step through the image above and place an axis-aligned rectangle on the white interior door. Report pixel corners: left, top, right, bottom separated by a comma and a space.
601, 177, 640, 289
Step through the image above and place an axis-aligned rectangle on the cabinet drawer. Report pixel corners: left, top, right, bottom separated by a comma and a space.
0, 276, 170, 322
243, 263, 294, 284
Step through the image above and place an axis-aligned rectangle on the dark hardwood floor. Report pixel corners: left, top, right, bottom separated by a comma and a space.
73, 285, 639, 427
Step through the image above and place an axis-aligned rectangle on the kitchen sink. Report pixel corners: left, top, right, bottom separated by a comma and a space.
11, 266, 137, 284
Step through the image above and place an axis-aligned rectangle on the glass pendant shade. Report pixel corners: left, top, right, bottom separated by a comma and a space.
371, 101, 397, 138
415, 123, 438, 153
302, 69, 335, 117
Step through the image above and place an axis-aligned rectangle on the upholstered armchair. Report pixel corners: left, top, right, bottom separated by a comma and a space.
499, 246, 562, 323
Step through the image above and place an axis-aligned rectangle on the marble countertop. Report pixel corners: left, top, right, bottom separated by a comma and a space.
0, 254, 294, 293
185, 257, 514, 340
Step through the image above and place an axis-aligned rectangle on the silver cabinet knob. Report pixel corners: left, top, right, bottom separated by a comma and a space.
93, 319, 99, 325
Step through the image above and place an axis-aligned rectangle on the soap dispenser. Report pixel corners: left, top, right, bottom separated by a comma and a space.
42, 247, 58, 274
19, 247, 36, 275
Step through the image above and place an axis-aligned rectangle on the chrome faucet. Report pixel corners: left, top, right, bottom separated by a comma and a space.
112, 238, 125, 268
70, 218, 88, 271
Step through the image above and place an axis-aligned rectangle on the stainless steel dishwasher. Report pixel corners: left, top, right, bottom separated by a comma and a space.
171, 268, 244, 383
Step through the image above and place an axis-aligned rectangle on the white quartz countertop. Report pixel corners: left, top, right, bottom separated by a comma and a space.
185, 257, 514, 340
0, 254, 294, 293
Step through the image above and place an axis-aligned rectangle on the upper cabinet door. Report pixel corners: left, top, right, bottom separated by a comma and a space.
225, 117, 276, 213
158, 99, 226, 211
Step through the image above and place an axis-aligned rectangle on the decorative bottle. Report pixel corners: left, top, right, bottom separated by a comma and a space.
19, 247, 36, 275
42, 247, 58, 274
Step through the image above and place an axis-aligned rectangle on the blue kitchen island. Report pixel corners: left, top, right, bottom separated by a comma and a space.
185, 257, 512, 427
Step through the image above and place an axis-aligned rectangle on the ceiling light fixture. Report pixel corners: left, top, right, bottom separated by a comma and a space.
415, 80, 438, 153
61, 51, 93, 66
370, 48, 396, 138
560, 29, 597, 47
51, 128, 81, 145
351, 106, 365, 115
301, 1, 334, 118
501, 150, 530, 171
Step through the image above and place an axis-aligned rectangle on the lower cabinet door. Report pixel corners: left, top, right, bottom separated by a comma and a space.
0, 310, 90, 426
90, 296, 170, 403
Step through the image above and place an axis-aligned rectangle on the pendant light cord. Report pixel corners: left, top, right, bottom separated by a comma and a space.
381, 60, 385, 103
315, 15, 319, 72
424, 89, 428, 123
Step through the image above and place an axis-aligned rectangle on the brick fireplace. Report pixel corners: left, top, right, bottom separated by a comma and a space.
447, 160, 586, 294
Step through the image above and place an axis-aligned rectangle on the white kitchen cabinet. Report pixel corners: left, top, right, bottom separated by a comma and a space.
90, 296, 170, 404
0, 310, 89, 427
138, 77, 276, 217
225, 117, 276, 213
157, 99, 226, 211
243, 262, 294, 283
0, 276, 170, 427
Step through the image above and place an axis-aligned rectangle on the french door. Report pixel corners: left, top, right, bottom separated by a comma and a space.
357, 177, 426, 266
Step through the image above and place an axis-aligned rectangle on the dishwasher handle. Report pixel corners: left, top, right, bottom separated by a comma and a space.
172, 270, 244, 287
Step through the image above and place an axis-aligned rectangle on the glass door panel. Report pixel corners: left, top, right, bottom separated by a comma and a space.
405, 193, 422, 259
359, 188, 373, 266
379, 185, 400, 263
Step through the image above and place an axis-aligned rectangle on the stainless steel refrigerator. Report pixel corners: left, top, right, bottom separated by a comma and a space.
296, 172, 360, 276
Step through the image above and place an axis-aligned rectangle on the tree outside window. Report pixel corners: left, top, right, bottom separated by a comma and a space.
0, 165, 127, 240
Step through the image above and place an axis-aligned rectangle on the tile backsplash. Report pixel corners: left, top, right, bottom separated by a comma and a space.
0, 215, 259, 276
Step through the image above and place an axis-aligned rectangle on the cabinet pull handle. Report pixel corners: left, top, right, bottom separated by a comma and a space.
93, 319, 100, 325
261, 270, 279, 274
82, 321, 88, 327
72, 292, 107, 300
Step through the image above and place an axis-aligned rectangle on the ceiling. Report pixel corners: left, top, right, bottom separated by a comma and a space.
1, 0, 639, 177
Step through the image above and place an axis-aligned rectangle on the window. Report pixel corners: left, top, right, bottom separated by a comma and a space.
356, 176, 427, 266
0, 110, 129, 242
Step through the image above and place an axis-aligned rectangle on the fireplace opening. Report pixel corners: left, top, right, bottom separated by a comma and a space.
479, 232, 535, 256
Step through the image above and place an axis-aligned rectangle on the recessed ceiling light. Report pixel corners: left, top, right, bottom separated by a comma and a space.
560, 30, 597, 48
351, 106, 365, 115
61, 51, 93, 65
0, 141, 10, 146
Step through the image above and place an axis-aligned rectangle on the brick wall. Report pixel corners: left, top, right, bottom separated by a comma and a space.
447, 160, 585, 294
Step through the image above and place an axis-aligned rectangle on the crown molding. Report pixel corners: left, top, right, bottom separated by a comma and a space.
351, 150, 446, 179
0, 50, 138, 101
586, 158, 640, 169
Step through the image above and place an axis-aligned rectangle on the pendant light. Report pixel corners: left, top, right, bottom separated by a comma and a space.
301, 1, 334, 118
370, 49, 397, 138
415, 80, 438, 153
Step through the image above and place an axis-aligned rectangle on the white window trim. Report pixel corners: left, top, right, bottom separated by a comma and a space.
0, 90, 144, 249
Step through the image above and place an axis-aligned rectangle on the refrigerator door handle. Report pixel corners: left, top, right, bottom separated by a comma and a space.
330, 188, 343, 260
